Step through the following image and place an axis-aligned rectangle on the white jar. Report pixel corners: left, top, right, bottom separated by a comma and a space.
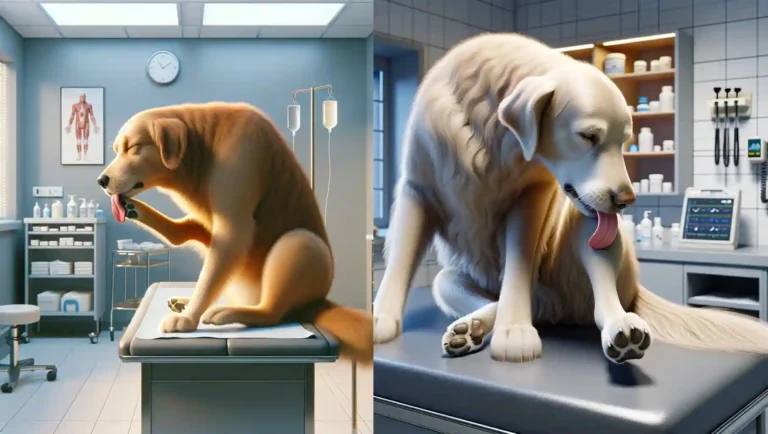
634, 60, 647, 73
663, 139, 674, 151
653, 145, 661, 152
604, 53, 626, 74
638, 127, 654, 153
649, 100, 661, 112
632, 182, 641, 192
650, 59, 661, 71
662, 182, 673, 193
670, 223, 681, 247
640, 179, 650, 192
659, 56, 672, 70
649, 174, 664, 193
627, 105, 635, 112
659, 85, 674, 112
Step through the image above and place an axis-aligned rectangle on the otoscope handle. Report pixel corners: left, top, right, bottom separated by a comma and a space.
734, 127, 739, 166
723, 122, 730, 167
715, 126, 720, 165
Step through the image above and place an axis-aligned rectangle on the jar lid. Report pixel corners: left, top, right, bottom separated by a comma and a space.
638, 96, 648, 103
662, 85, 673, 92
640, 127, 651, 131
606, 52, 626, 58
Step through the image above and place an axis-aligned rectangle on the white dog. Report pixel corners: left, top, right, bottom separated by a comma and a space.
373, 33, 768, 363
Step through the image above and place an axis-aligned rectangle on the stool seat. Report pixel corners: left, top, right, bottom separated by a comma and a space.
0, 305, 41, 326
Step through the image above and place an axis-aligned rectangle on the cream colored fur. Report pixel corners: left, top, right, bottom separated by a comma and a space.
373, 32, 768, 363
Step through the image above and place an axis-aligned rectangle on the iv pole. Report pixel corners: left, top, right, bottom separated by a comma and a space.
292, 85, 360, 433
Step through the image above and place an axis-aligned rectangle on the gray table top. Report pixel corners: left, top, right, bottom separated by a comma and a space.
635, 245, 768, 268
119, 282, 339, 363
374, 287, 768, 434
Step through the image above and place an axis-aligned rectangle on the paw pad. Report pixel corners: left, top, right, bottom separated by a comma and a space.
602, 315, 652, 364
442, 319, 486, 357
167, 297, 188, 313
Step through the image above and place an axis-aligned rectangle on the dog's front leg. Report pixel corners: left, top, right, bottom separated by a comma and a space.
160, 215, 254, 333
120, 197, 210, 247
576, 219, 651, 363
490, 185, 555, 362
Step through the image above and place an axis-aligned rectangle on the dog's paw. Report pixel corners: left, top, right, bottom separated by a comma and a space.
119, 197, 139, 219
373, 314, 400, 344
160, 313, 198, 333
601, 313, 652, 364
201, 306, 241, 326
167, 296, 190, 313
442, 318, 486, 357
489, 324, 542, 363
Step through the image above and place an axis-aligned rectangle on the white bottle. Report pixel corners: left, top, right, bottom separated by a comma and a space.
51, 200, 64, 218
87, 200, 96, 218
79, 198, 87, 218
43, 203, 51, 218
33, 202, 41, 218
670, 223, 681, 247
621, 214, 635, 243
652, 217, 664, 247
635, 223, 643, 243
66, 195, 77, 218
638, 127, 654, 153
659, 85, 674, 112
640, 210, 653, 246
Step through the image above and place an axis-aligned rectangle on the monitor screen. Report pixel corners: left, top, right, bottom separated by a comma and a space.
748, 138, 763, 158
682, 197, 735, 241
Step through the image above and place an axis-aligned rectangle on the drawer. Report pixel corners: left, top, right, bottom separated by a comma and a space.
638, 262, 684, 305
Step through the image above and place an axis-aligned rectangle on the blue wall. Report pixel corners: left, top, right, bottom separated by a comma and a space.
21, 38, 370, 323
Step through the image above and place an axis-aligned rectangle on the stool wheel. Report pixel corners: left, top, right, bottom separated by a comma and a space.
21, 333, 30, 344
89, 334, 98, 344
1, 383, 12, 394
47, 369, 57, 382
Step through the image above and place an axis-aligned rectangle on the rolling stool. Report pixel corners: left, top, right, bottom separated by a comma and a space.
0, 305, 57, 393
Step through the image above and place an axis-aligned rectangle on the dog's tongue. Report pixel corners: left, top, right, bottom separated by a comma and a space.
111, 195, 126, 223
589, 211, 619, 250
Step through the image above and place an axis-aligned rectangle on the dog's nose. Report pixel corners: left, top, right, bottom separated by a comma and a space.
97, 175, 110, 189
612, 190, 636, 209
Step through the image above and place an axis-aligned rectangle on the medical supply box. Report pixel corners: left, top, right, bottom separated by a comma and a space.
61, 291, 93, 313
37, 290, 65, 312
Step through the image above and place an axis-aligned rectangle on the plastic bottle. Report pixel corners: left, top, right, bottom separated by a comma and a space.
87, 200, 96, 218
43, 203, 51, 218
638, 127, 654, 153
670, 223, 681, 247
659, 85, 674, 112
33, 202, 41, 218
640, 210, 653, 247
79, 198, 87, 218
635, 223, 643, 243
66, 195, 77, 218
637, 96, 650, 112
652, 217, 664, 247
52, 200, 64, 218
620, 213, 635, 243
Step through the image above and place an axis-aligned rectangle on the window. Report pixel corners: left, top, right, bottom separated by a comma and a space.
373, 63, 390, 228
0, 62, 9, 219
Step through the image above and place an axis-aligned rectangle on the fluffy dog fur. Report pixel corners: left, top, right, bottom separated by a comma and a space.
373, 32, 768, 363
99, 102, 372, 362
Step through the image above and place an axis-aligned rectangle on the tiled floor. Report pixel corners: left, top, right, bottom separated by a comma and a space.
0, 333, 372, 433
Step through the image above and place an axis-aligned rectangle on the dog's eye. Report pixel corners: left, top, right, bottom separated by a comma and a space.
578, 132, 598, 145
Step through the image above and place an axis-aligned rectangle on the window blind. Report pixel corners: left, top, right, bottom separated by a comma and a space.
0, 62, 7, 219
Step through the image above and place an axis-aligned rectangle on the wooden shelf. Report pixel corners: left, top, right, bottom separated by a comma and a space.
608, 69, 674, 83
632, 111, 674, 119
623, 151, 675, 158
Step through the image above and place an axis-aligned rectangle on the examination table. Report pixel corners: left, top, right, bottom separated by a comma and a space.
119, 282, 339, 434
374, 287, 768, 434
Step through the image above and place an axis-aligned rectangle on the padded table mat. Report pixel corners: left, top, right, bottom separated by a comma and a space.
119, 282, 339, 359
374, 287, 768, 434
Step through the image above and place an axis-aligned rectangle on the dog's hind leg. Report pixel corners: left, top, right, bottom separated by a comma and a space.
576, 219, 652, 364
201, 229, 333, 327
433, 269, 497, 357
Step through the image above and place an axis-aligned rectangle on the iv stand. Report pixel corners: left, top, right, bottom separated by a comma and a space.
292, 85, 360, 433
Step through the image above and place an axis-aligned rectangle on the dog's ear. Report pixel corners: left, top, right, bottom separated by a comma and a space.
151, 118, 187, 170
498, 75, 555, 161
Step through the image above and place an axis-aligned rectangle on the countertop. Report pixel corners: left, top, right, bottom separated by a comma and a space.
635, 245, 768, 268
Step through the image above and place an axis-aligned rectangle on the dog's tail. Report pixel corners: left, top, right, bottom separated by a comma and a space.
294, 300, 373, 364
633, 285, 768, 354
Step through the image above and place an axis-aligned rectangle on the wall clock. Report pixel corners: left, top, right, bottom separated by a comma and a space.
147, 50, 180, 85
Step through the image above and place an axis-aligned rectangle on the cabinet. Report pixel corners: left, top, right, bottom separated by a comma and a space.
638, 262, 684, 304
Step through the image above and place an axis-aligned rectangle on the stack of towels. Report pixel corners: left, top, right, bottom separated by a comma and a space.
30, 261, 49, 276
49, 260, 73, 275
74, 261, 93, 276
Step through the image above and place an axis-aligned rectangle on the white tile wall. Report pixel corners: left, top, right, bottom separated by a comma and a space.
515, 0, 768, 246
374, 0, 516, 70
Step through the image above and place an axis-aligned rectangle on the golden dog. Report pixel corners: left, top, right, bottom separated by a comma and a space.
98, 102, 372, 362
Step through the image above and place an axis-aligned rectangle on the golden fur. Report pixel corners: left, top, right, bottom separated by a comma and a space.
100, 102, 372, 362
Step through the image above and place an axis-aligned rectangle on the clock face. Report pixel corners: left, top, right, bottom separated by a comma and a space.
147, 51, 179, 85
